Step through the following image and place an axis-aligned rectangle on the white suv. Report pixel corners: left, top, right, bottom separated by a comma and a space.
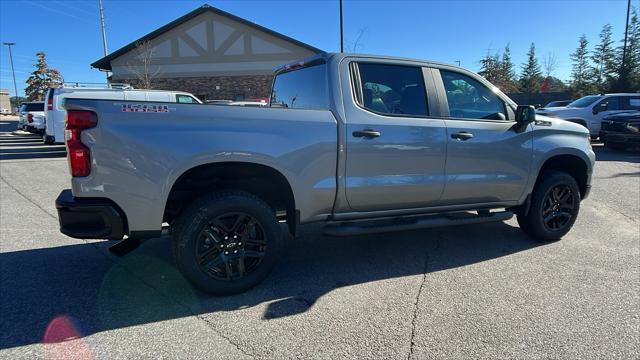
537, 93, 640, 137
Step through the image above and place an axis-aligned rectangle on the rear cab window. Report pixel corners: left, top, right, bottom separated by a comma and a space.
270, 63, 328, 110
22, 103, 44, 112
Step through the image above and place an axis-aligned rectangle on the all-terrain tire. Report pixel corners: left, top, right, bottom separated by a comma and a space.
172, 190, 283, 295
517, 171, 581, 242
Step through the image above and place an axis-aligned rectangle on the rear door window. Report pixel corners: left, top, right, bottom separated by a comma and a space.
271, 64, 328, 110
354, 63, 428, 116
146, 92, 171, 102
623, 96, 640, 110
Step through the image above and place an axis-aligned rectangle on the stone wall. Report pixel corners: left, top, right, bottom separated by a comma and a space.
121, 75, 274, 101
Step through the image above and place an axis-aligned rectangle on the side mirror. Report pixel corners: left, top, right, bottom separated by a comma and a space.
516, 105, 536, 125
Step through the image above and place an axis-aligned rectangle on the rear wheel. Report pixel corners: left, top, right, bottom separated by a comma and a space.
517, 171, 580, 241
172, 191, 283, 295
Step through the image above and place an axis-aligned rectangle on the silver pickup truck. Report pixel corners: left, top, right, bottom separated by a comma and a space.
56, 53, 595, 294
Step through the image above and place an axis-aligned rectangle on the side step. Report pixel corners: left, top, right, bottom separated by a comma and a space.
323, 210, 513, 237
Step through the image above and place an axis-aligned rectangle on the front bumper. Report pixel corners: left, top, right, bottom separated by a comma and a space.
55, 189, 127, 240
599, 130, 640, 144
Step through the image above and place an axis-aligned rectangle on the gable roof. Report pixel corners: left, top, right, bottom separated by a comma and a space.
91, 4, 323, 71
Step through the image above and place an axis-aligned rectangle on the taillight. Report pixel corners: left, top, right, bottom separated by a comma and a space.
66, 110, 97, 177
27, 114, 33, 123
47, 96, 53, 111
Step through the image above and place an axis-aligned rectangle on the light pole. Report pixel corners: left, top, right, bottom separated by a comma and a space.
3, 42, 19, 111
98, 0, 110, 81
339, 0, 344, 53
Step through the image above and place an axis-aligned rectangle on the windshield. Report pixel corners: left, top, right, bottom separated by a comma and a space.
567, 95, 601, 108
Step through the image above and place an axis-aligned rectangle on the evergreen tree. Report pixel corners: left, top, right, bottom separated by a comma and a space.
478, 52, 502, 84
519, 43, 543, 94
498, 44, 518, 93
591, 24, 617, 92
24, 52, 63, 101
616, 7, 640, 91
570, 35, 595, 97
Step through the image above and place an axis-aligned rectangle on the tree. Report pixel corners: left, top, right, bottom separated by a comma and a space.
24, 52, 63, 101
499, 44, 518, 92
127, 40, 161, 89
478, 51, 502, 84
542, 52, 557, 78
616, 7, 640, 92
591, 24, 617, 92
519, 43, 543, 94
9, 96, 27, 110
569, 35, 596, 98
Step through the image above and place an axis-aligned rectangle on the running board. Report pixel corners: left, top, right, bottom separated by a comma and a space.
323, 210, 513, 237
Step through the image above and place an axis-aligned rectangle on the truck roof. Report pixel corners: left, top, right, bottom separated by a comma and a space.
275, 52, 465, 74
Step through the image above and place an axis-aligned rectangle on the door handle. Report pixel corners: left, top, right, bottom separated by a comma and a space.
451, 131, 473, 140
352, 129, 381, 138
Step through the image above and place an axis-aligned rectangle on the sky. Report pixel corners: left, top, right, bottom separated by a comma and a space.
0, 0, 636, 97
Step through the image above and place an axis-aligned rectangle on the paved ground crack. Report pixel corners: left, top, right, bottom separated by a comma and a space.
0, 175, 57, 219
1, 175, 253, 358
407, 232, 443, 360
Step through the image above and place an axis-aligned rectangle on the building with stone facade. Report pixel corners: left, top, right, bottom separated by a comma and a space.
91, 4, 322, 101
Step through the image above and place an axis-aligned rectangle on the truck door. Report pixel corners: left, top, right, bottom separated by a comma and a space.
344, 61, 447, 211
434, 69, 532, 204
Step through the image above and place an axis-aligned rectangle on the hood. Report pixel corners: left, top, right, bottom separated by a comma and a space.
533, 114, 590, 134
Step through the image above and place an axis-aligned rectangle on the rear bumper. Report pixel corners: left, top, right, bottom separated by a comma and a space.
55, 189, 127, 240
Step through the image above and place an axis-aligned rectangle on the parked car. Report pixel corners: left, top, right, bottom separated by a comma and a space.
600, 111, 640, 150
18, 102, 45, 133
55, 53, 595, 295
44, 84, 202, 144
541, 100, 572, 108
536, 93, 640, 138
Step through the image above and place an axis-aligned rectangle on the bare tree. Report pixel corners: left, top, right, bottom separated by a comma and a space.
345, 28, 367, 53
542, 52, 558, 78
127, 40, 161, 89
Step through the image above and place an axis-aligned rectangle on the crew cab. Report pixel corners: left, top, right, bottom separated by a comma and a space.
537, 93, 640, 137
55, 53, 595, 295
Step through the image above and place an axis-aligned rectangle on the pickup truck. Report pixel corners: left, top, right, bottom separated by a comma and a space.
56, 53, 595, 295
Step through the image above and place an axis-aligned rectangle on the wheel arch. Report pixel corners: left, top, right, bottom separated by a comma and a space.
534, 154, 590, 199
163, 161, 297, 235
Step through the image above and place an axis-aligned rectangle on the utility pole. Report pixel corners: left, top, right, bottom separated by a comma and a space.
339, 0, 344, 53
621, 0, 631, 76
98, 0, 110, 81
2, 42, 19, 111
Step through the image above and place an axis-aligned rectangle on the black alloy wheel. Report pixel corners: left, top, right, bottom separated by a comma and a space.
196, 212, 267, 281
541, 184, 576, 231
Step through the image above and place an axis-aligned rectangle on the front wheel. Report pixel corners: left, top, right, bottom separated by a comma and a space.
517, 171, 581, 241
172, 191, 283, 295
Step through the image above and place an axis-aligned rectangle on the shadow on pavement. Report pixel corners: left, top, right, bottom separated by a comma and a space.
0, 119, 66, 160
0, 221, 543, 349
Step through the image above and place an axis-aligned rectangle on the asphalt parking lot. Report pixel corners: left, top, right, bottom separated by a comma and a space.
0, 117, 638, 359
